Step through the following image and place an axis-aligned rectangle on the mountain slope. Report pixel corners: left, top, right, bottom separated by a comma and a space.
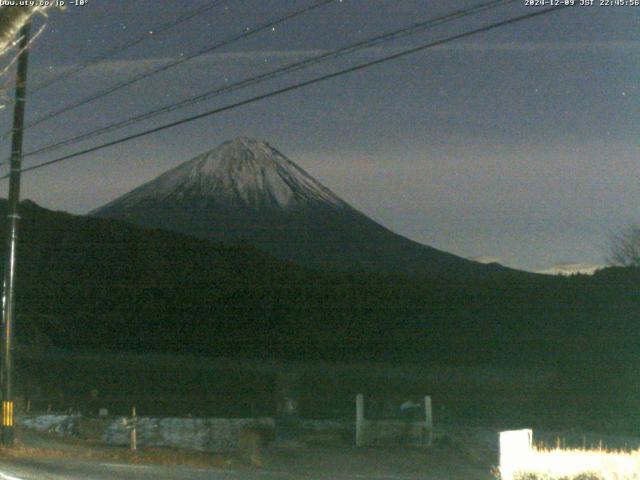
1, 199, 547, 361
92, 137, 506, 277
3, 199, 640, 380
4, 200, 640, 433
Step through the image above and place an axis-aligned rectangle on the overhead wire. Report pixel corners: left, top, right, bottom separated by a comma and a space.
27, 0, 223, 96
23, 0, 519, 159
0, 4, 571, 180
0, 0, 335, 139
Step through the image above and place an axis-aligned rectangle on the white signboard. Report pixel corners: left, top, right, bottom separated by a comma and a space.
499, 429, 533, 480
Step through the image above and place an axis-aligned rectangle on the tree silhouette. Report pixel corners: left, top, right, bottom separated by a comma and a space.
608, 225, 640, 267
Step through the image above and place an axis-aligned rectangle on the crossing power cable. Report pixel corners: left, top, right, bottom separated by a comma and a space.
28, 0, 223, 96
0, 0, 335, 139
23, 0, 519, 159
1, 4, 571, 181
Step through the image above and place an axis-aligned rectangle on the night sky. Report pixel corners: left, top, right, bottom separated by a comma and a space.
0, 0, 637, 272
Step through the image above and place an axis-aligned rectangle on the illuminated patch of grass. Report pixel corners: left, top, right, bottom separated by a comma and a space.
510, 446, 640, 480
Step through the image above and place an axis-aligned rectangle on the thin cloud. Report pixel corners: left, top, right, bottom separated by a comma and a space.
41, 38, 640, 80
470, 255, 503, 265
536, 263, 604, 276
433, 40, 640, 51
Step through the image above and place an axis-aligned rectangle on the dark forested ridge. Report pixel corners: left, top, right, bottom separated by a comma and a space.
3, 200, 639, 373
3, 200, 640, 432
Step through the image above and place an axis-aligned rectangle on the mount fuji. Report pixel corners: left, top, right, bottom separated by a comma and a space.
92, 137, 504, 276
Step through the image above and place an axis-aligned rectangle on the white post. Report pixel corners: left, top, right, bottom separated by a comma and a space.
424, 395, 433, 446
130, 406, 137, 451
356, 394, 364, 447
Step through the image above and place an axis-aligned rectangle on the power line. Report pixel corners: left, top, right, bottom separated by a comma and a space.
24, 0, 518, 159
11, 4, 571, 176
1, 5, 570, 181
1, 0, 335, 138
28, 0, 222, 96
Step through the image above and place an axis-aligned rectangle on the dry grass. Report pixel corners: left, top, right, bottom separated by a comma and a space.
509, 446, 640, 480
0, 426, 237, 470
0, 443, 236, 469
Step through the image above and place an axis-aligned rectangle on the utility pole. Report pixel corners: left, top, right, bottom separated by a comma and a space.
1, 21, 31, 447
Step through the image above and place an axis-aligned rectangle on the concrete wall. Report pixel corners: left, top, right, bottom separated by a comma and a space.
20, 414, 405, 450
104, 416, 275, 452
19, 414, 274, 452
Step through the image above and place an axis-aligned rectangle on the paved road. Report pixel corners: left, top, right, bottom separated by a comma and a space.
0, 458, 299, 480
0, 457, 442, 480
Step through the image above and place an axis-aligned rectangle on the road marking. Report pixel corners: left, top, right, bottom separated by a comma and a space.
100, 463, 153, 470
350, 475, 418, 480
0, 470, 23, 480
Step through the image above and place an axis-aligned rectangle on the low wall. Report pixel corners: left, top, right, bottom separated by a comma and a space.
20, 414, 81, 436
19, 414, 274, 452
19, 415, 357, 451
105, 416, 274, 451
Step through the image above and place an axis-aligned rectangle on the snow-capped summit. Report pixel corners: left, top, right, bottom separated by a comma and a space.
93, 137, 506, 277
101, 137, 347, 212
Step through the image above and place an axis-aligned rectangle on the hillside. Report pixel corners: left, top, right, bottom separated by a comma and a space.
1, 199, 639, 430
1, 200, 636, 367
